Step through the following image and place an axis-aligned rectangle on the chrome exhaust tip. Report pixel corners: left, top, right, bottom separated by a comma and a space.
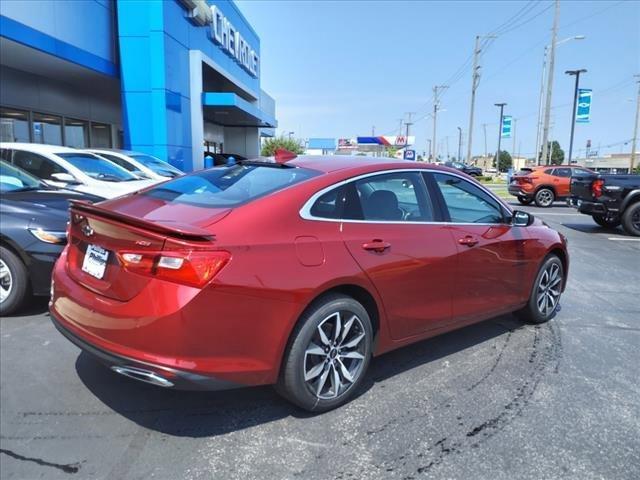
110, 365, 174, 388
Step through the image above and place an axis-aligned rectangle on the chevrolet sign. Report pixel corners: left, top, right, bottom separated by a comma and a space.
178, 0, 259, 78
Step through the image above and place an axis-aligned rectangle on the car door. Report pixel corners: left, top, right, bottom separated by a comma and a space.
430, 171, 532, 324
552, 167, 572, 197
11, 150, 68, 187
338, 170, 457, 339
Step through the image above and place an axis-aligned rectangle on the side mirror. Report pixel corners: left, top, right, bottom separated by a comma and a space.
50, 172, 79, 184
512, 210, 533, 227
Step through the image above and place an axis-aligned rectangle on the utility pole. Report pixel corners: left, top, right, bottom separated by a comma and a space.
565, 69, 587, 165
426, 139, 432, 161
404, 112, 414, 158
457, 127, 463, 162
630, 75, 640, 173
495, 103, 507, 174
482, 123, 488, 158
397, 118, 404, 137
371, 126, 375, 136
535, 46, 549, 165
541, 0, 560, 165
466, 34, 496, 165
432, 85, 447, 162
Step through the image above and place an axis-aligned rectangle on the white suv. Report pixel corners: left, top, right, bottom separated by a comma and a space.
87, 149, 183, 181
0, 143, 159, 199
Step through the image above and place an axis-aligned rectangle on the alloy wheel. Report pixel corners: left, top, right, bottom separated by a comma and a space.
536, 262, 562, 316
536, 189, 554, 207
0, 259, 12, 304
632, 208, 640, 231
303, 311, 367, 400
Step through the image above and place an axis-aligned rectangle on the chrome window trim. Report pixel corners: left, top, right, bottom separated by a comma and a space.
299, 168, 513, 226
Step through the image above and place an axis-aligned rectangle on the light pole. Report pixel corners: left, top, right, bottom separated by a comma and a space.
426, 139, 432, 161
540, 0, 560, 166
457, 127, 463, 162
466, 34, 497, 166
565, 69, 587, 165
495, 103, 507, 174
535, 36, 585, 165
630, 75, 640, 173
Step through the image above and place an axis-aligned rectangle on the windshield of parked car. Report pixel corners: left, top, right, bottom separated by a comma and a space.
130, 154, 183, 177
0, 160, 44, 192
57, 153, 139, 182
142, 164, 319, 207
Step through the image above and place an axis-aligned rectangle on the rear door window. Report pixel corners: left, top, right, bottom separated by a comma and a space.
554, 168, 571, 177
342, 172, 434, 222
143, 164, 319, 207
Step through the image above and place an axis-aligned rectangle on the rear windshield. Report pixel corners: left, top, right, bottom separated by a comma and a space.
57, 153, 138, 182
142, 164, 319, 207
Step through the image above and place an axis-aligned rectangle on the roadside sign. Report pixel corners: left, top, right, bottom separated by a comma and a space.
403, 149, 416, 161
501, 116, 512, 138
576, 89, 592, 123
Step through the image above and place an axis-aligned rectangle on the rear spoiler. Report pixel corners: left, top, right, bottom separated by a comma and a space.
70, 200, 215, 241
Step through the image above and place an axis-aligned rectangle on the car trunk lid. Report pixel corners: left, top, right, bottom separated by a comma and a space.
570, 173, 598, 200
66, 200, 226, 301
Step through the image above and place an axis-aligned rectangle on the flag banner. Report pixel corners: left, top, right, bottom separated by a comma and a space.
501, 116, 512, 138
576, 89, 592, 123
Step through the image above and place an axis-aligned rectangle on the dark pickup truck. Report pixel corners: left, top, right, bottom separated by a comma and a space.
568, 173, 640, 236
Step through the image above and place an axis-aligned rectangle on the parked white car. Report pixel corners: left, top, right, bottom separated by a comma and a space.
0, 143, 158, 199
87, 149, 183, 181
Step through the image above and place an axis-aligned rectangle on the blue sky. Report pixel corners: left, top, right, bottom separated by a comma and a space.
236, 0, 640, 159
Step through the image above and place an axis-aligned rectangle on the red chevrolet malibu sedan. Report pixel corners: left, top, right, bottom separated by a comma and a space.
50, 155, 568, 411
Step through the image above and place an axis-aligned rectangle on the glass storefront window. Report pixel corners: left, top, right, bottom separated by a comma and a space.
90, 122, 112, 148
0, 108, 30, 142
64, 118, 89, 148
33, 112, 63, 145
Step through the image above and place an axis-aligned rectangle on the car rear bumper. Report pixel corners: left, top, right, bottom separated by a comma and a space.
567, 198, 609, 216
508, 185, 531, 198
50, 310, 241, 390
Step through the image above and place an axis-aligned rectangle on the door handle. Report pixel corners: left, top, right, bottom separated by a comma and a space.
458, 235, 478, 247
362, 240, 391, 253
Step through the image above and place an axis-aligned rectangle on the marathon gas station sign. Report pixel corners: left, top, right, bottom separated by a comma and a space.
178, 0, 259, 78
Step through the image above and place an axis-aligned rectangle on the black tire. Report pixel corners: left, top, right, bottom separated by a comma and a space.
592, 214, 621, 229
517, 196, 533, 205
621, 202, 640, 237
517, 255, 564, 324
0, 246, 29, 316
276, 294, 373, 412
534, 188, 555, 208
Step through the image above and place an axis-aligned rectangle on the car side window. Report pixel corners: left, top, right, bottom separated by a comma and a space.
309, 185, 345, 219
12, 150, 65, 180
344, 172, 434, 222
544, 168, 554, 175
554, 168, 571, 177
433, 172, 504, 224
0, 149, 11, 162
572, 168, 592, 177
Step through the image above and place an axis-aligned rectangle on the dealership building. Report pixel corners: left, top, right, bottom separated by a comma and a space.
0, 0, 276, 171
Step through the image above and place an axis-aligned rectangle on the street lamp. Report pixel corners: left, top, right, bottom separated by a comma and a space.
494, 103, 507, 174
457, 127, 463, 163
535, 35, 585, 165
565, 69, 587, 165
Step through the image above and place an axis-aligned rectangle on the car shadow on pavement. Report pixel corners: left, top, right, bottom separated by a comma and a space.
0, 296, 49, 318
74, 314, 523, 438
561, 223, 621, 235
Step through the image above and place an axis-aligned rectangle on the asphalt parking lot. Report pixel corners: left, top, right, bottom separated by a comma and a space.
1, 202, 639, 480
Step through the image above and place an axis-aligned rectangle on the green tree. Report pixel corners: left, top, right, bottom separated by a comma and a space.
384, 146, 398, 158
261, 136, 304, 156
538, 141, 565, 165
493, 150, 512, 172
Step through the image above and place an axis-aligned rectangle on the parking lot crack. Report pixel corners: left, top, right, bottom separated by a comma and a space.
0, 448, 82, 474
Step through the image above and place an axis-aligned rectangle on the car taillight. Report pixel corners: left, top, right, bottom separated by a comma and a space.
592, 179, 604, 198
517, 177, 533, 184
116, 249, 230, 287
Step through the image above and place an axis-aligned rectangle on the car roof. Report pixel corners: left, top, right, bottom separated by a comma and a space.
286, 155, 442, 174
0, 142, 86, 155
